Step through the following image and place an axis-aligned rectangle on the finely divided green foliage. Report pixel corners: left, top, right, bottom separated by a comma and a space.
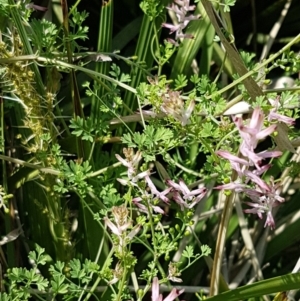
1, 0, 300, 300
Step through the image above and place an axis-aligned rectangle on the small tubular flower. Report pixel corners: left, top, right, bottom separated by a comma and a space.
168, 262, 183, 283
104, 205, 140, 250
115, 148, 142, 181
162, 0, 200, 43
234, 175, 283, 230
108, 262, 123, 285
215, 150, 250, 178
131, 176, 172, 215
233, 107, 278, 168
215, 104, 291, 229
167, 179, 207, 210
268, 96, 295, 125
116, 148, 151, 186
104, 205, 131, 236
26, 2, 48, 11
152, 277, 184, 301
161, 91, 195, 126
145, 175, 172, 204
132, 197, 165, 215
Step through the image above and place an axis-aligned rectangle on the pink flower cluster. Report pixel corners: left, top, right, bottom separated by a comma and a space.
167, 179, 207, 211
215, 106, 295, 229
162, 0, 200, 45
116, 149, 207, 215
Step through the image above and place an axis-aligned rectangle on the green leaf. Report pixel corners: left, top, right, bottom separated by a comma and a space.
206, 272, 300, 301
36, 277, 49, 292
200, 245, 211, 256
51, 275, 69, 294
182, 245, 194, 258
223, 0, 236, 12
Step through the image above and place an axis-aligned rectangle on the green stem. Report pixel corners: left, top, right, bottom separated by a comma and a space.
83, 248, 115, 301
78, 236, 112, 301
207, 33, 300, 99
36, 56, 137, 93
91, 0, 113, 121
145, 202, 158, 257
168, 156, 202, 177
198, 137, 219, 163
116, 267, 128, 301
209, 174, 237, 296
215, 128, 238, 151
7, 0, 45, 96
88, 162, 122, 178
0, 154, 60, 175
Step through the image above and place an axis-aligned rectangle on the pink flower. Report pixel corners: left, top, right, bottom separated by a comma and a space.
132, 197, 165, 215
132, 176, 172, 215
152, 277, 184, 301
233, 107, 278, 168
240, 175, 284, 230
215, 151, 274, 190
214, 150, 285, 229
145, 176, 172, 204
162, 0, 200, 43
215, 175, 284, 229
268, 97, 295, 125
215, 150, 250, 178
25, 3, 48, 11
215, 106, 288, 229
167, 179, 207, 210
214, 182, 247, 192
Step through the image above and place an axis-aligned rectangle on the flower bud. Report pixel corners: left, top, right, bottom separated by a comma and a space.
224, 190, 231, 196
224, 177, 231, 184
137, 289, 143, 298
154, 217, 160, 223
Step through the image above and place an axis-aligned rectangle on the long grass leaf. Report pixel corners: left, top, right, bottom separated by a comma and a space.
206, 272, 300, 301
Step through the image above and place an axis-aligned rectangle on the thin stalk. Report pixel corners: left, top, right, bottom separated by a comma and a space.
35, 57, 136, 94
91, 0, 113, 121
122, 15, 154, 115
170, 1, 210, 78
7, 0, 45, 96
0, 155, 60, 175
77, 232, 109, 301
88, 161, 122, 178
1, 94, 16, 267
207, 33, 300, 99
60, 0, 85, 158
189, 17, 215, 167
83, 248, 115, 301
168, 156, 203, 177
209, 171, 237, 296
116, 267, 128, 301
202, 0, 263, 100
